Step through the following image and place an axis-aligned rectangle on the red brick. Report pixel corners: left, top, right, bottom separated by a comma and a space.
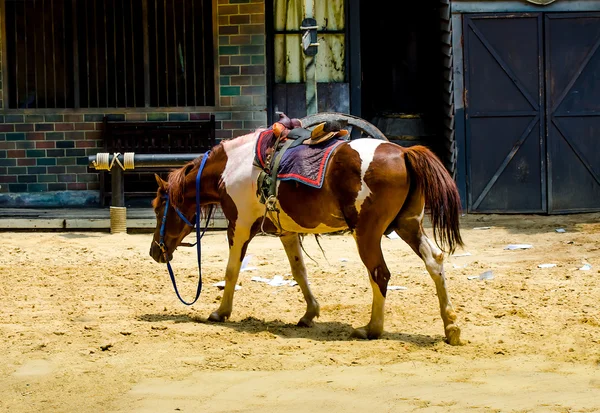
18, 158, 36, 166
85, 131, 102, 140
222, 120, 243, 129
15, 124, 34, 132
240, 24, 264, 35
67, 183, 87, 190
218, 5, 238, 15
74, 123, 96, 131
239, 3, 263, 14
230, 35, 251, 45
215, 129, 233, 140
0, 125, 15, 132
26, 132, 46, 140
241, 65, 265, 75
0, 175, 17, 183
230, 15, 250, 25
219, 56, 230, 66
219, 25, 239, 35
220, 97, 232, 107
241, 85, 265, 95
36, 141, 56, 149
76, 140, 99, 148
251, 75, 265, 85
190, 113, 211, 120
251, 14, 265, 24
126, 113, 147, 121
231, 75, 252, 86
8, 150, 26, 158
218, 15, 229, 25
65, 131, 86, 140
55, 123, 75, 131
64, 114, 84, 122
94, 122, 103, 130
0, 142, 16, 150
253, 95, 266, 106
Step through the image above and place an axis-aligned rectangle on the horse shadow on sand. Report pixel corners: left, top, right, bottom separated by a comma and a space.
137, 313, 442, 347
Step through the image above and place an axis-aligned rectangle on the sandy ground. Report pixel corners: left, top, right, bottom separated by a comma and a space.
1, 213, 599, 412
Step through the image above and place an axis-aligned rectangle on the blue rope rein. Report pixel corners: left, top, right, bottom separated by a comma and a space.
158, 151, 212, 306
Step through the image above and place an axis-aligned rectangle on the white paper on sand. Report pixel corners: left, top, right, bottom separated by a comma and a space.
251, 275, 298, 287
504, 244, 533, 250
387, 285, 408, 291
385, 231, 400, 240
468, 270, 494, 281
452, 252, 472, 257
240, 255, 258, 272
579, 263, 592, 271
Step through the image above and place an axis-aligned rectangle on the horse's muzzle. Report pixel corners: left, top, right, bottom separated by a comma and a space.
149, 245, 172, 263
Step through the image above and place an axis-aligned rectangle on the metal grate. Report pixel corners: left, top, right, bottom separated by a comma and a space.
5, 0, 214, 109
6, 0, 75, 108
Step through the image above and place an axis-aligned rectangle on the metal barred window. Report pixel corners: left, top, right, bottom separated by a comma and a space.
5, 0, 214, 109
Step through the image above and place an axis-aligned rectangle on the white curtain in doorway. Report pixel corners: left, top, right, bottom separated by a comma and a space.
274, 0, 345, 83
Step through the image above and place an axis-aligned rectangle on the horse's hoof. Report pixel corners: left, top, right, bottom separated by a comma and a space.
445, 324, 462, 346
350, 326, 381, 340
208, 312, 227, 323
297, 317, 314, 328
350, 328, 369, 340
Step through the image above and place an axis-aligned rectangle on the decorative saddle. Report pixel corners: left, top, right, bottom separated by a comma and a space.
254, 113, 349, 208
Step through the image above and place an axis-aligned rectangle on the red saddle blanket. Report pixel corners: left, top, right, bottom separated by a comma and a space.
254, 129, 346, 189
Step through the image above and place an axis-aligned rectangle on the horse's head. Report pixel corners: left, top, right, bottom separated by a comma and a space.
149, 171, 197, 263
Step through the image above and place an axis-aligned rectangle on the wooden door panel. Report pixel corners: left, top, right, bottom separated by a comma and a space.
464, 14, 545, 213
546, 13, 600, 212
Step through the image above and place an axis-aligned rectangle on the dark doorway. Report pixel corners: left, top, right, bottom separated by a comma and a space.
360, 1, 443, 143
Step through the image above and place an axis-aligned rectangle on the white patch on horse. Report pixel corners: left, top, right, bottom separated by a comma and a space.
221, 131, 266, 227
349, 139, 386, 214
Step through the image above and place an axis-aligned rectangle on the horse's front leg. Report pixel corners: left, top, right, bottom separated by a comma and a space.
208, 223, 251, 322
280, 233, 320, 327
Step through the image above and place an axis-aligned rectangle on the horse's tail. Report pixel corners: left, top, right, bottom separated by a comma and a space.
403, 145, 464, 254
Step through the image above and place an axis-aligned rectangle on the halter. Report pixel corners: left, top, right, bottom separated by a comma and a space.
156, 151, 212, 305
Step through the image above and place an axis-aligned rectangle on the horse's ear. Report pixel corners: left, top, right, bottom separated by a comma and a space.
155, 173, 167, 190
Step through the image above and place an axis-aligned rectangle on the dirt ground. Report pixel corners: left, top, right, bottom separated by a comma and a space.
1, 213, 599, 412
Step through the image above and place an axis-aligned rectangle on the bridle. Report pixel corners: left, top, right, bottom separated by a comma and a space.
156, 151, 212, 305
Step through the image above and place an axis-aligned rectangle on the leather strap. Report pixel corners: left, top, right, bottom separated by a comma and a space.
268, 139, 295, 200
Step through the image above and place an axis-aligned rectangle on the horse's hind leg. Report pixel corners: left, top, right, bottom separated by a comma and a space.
351, 231, 391, 340
396, 212, 462, 345
280, 233, 320, 327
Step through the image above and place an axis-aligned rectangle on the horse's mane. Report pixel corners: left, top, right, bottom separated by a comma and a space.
165, 129, 261, 211
166, 143, 225, 215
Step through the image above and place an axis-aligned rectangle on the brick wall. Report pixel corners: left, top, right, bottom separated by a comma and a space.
216, 0, 267, 140
0, 0, 268, 207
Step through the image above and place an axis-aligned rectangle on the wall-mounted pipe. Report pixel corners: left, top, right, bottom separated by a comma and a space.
88, 153, 203, 170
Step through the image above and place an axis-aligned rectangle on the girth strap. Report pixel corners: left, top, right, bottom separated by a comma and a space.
268, 138, 295, 202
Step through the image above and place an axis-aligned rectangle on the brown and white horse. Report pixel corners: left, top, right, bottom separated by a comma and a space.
150, 126, 464, 345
